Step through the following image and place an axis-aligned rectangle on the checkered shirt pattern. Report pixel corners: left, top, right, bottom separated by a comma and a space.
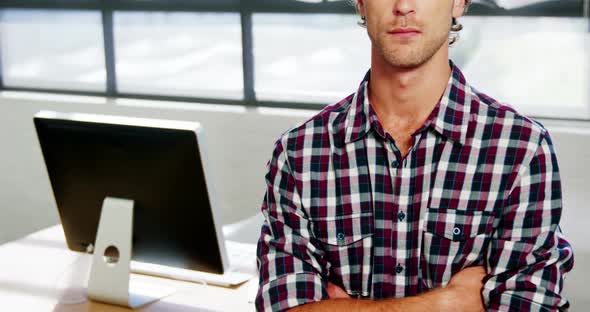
255, 60, 574, 311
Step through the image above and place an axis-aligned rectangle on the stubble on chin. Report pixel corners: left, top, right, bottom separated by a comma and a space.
370, 29, 450, 69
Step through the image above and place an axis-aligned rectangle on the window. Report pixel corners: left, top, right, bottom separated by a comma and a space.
253, 13, 370, 104
114, 12, 243, 100
0, 9, 106, 92
0, 1, 588, 120
450, 16, 590, 119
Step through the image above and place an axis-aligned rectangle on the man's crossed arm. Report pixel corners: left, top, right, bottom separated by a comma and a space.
289, 266, 486, 312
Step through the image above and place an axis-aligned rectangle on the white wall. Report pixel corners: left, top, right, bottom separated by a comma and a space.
0, 93, 315, 242
0, 93, 588, 309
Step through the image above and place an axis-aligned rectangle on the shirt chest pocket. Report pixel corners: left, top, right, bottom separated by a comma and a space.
421, 208, 495, 289
311, 212, 373, 298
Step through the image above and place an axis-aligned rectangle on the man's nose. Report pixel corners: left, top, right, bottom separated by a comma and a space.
393, 0, 416, 16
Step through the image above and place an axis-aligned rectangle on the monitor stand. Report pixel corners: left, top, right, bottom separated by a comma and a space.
87, 197, 175, 308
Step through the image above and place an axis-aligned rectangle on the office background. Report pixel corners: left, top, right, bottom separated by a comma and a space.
0, 0, 588, 310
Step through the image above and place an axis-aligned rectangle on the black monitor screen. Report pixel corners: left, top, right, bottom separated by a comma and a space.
34, 116, 224, 274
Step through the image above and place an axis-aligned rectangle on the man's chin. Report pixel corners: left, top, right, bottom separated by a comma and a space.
376, 45, 426, 69
382, 55, 427, 70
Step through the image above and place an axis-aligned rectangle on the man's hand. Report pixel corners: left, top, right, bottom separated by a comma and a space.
443, 266, 487, 312
327, 282, 350, 299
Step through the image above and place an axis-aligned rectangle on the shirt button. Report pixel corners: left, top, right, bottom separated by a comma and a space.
391, 160, 399, 168
337, 232, 345, 241
453, 227, 462, 236
397, 211, 405, 221
395, 264, 404, 274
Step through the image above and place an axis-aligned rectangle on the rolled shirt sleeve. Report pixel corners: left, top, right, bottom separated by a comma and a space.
255, 139, 329, 311
483, 130, 575, 311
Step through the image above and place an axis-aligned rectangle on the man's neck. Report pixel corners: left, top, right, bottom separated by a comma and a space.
368, 46, 452, 132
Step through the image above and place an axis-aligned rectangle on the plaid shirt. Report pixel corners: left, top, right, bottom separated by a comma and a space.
256, 60, 574, 311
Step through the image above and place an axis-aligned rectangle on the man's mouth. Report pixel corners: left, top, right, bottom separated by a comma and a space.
388, 27, 421, 38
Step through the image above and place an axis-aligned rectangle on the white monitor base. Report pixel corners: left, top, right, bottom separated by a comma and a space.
87, 197, 174, 308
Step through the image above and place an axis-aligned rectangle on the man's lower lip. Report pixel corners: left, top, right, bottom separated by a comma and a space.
389, 32, 420, 38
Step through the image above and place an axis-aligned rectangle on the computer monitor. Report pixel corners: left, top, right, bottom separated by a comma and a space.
33, 111, 229, 307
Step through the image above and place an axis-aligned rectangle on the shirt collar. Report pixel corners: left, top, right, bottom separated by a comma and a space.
339, 59, 472, 146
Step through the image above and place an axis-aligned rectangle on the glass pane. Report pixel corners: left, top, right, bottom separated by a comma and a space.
451, 16, 590, 119
114, 12, 243, 100
0, 9, 106, 92
253, 13, 371, 104
469, 0, 585, 17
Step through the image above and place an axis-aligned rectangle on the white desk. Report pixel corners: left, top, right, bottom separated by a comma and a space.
0, 225, 257, 311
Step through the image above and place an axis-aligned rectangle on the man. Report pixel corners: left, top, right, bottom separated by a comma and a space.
255, 0, 574, 311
